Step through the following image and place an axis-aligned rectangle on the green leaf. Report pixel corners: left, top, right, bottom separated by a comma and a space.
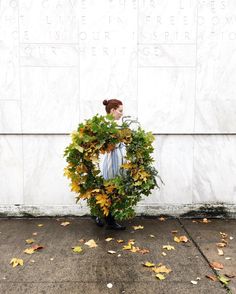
218, 275, 230, 285
72, 246, 83, 253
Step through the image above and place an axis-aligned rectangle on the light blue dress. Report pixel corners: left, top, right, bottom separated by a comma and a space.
102, 143, 126, 180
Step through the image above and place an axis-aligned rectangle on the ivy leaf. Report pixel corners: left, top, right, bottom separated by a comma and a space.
10, 258, 23, 267
72, 246, 83, 253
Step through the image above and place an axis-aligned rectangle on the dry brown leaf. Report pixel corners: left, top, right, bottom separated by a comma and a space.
206, 275, 217, 281
31, 244, 44, 251
210, 261, 224, 270
85, 239, 97, 248
139, 248, 150, 254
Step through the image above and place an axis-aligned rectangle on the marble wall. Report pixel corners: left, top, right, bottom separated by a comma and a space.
0, 0, 236, 215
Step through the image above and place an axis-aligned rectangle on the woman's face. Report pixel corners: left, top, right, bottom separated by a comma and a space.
110, 105, 123, 120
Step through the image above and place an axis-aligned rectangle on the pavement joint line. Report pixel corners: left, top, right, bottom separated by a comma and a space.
177, 218, 231, 294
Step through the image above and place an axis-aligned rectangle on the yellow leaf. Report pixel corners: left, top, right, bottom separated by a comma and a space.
123, 243, 132, 250
174, 235, 189, 243
143, 261, 155, 267
60, 221, 70, 227
72, 246, 83, 253
152, 266, 172, 274
105, 237, 113, 242
156, 273, 166, 280
10, 258, 23, 267
117, 239, 124, 243
70, 182, 80, 193
85, 239, 98, 248
133, 225, 144, 230
24, 248, 35, 255
163, 245, 175, 251
130, 246, 140, 253
25, 239, 35, 244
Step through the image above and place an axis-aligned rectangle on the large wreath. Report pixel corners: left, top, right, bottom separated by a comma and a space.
64, 114, 161, 220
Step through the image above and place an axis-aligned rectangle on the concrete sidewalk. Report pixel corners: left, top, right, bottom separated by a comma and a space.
0, 217, 235, 294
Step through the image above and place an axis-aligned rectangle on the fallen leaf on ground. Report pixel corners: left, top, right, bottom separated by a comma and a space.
130, 246, 140, 253
143, 261, 155, 267
60, 221, 70, 226
85, 239, 98, 248
225, 273, 236, 278
206, 274, 217, 281
218, 275, 230, 285
217, 248, 224, 256
72, 246, 83, 253
216, 242, 227, 248
25, 239, 35, 244
174, 235, 189, 243
159, 217, 166, 221
24, 248, 35, 255
79, 239, 85, 243
152, 265, 172, 274
10, 258, 23, 267
37, 224, 44, 227
31, 244, 44, 251
105, 237, 113, 242
202, 218, 211, 223
162, 252, 167, 256
32, 232, 38, 236
225, 257, 231, 260
156, 273, 165, 280
163, 245, 175, 251
191, 280, 198, 285
149, 235, 155, 238
117, 239, 124, 243
132, 225, 144, 230
108, 250, 116, 254
123, 243, 132, 250
210, 261, 224, 270
171, 230, 178, 234
139, 248, 150, 254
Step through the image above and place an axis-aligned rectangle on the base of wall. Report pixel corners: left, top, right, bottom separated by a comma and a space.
0, 203, 235, 218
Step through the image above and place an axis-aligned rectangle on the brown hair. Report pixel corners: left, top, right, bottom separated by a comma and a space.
103, 99, 123, 114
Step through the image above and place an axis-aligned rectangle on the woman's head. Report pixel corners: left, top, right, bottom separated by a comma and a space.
103, 99, 123, 120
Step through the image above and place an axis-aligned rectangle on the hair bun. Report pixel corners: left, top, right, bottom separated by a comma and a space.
103, 99, 108, 106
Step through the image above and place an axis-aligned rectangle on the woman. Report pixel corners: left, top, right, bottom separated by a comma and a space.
93, 99, 126, 230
